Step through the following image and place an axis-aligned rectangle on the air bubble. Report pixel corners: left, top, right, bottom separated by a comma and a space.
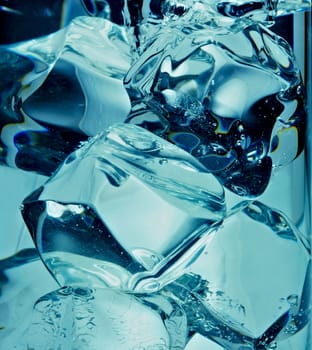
296, 85, 302, 95
159, 158, 168, 165
58, 286, 73, 296
266, 341, 277, 349
287, 294, 298, 306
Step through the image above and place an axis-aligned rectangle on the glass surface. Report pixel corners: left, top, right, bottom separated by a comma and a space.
0, 1, 311, 349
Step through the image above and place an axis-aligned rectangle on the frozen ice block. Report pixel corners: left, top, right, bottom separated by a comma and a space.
0, 17, 131, 176
124, 20, 306, 197
165, 201, 310, 348
21, 124, 225, 292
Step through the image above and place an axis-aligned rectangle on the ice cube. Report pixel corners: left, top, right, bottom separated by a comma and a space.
0, 17, 131, 176
21, 124, 225, 292
124, 21, 306, 197
169, 200, 310, 346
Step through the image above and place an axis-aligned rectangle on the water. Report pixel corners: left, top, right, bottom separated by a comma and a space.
0, 1, 311, 349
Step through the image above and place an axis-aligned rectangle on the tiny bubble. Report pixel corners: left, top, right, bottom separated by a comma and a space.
287, 294, 298, 306
238, 124, 244, 132
58, 286, 73, 296
159, 158, 168, 165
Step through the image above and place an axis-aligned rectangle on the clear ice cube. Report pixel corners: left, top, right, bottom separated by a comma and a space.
0, 16, 131, 175
166, 200, 310, 348
124, 20, 306, 197
21, 124, 225, 292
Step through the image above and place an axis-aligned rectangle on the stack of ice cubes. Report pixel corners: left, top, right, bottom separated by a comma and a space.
0, 1, 310, 349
